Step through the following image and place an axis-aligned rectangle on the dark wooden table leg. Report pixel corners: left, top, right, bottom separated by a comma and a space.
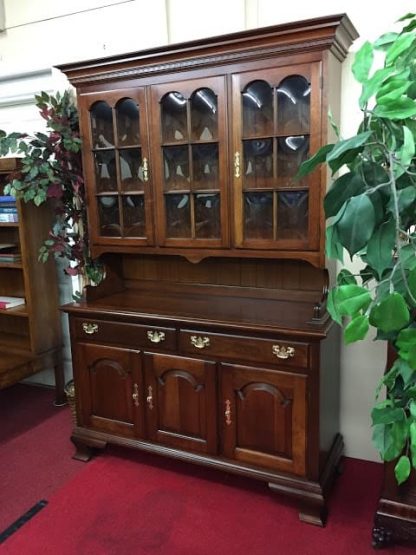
53, 356, 66, 406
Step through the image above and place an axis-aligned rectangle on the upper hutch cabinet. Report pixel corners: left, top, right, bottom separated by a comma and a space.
67, 14, 358, 268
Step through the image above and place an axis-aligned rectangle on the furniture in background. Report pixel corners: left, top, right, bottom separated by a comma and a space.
0, 158, 65, 405
59, 14, 358, 525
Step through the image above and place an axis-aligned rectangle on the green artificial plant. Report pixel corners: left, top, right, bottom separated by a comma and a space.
299, 13, 416, 484
0, 91, 104, 296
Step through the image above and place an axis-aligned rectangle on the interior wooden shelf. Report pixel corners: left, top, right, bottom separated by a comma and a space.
0, 262, 23, 269
0, 304, 28, 317
0, 222, 19, 228
0, 351, 33, 373
0, 331, 30, 350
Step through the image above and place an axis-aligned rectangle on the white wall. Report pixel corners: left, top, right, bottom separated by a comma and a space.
0, 0, 411, 461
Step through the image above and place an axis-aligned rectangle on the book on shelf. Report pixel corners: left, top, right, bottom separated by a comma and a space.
0, 207, 18, 213
0, 195, 16, 203
0, 296, 25, 309
0, 243, 18, 250
0, 213, 18, 223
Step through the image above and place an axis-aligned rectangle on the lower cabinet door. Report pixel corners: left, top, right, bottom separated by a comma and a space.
144, 353, 217, 454
221, 363, 307, 476
75, 343, 144, 438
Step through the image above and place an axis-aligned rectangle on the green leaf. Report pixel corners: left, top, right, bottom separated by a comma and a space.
333, 284, 372, 317
366, 219, 395, 279
372, 405, 405, 425
344, 314, 370, 344
388, 186, 416, 214
337, 269, 357, 286
376, 79, 410, 103
392, 358, 415, 387
374, 97, 416, 119
386, 33, 415, 65
410, 401, 416, 419
324, 172, 365, 218
397, 13, 416, 22
359, 68, 393, 107
374, 32, 399, 50
326, 132, 372, 164
410, 422, 416, 468
397, 126, 415, 175
370, 292, 410, 333
395, 455, 411, 485
373, 421, 407, 461
336, 194, 376, 256
327, 288, 342, 325
352, 41, 374, 84
325, 225, 344, 263
297, 143, 334, 178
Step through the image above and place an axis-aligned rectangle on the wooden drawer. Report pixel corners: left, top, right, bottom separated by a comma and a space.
179, 329, 309, 369
73, 317, 176, 351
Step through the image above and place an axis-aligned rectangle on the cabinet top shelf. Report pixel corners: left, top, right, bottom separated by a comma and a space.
57, 14, 358, 86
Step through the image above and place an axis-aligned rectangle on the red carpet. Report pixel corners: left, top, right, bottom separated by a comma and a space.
1, 446, 414, 554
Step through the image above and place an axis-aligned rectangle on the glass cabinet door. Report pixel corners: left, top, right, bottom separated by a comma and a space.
150, 77, 228, 247
79, 89, 153, 245
232, 63, 321, 251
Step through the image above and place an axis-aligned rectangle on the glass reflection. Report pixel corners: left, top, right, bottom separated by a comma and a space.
122, 195, 145, 237
195, 193, 220, 238
244, 192, 273, 240
277, 191, 308, 240
165, 194, 191, 238
163, 145, 189, 190
243, 139, 273, 188
119, 149, 143, 191
192, 144, 219, 189
90, 101, 114, 148
242, 80, 273, 136
116, 99, 140, 146
277, 136, 309, 180
94, 151, 117, 192
191, 88, 218, 141
277, 75, 310, 135
161, 92, 188, 142
97, 196, 120, 236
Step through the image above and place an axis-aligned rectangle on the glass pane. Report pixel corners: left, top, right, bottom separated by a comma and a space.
119, 149, 144, 191
244, 192, 273, 240
116, 98, 140, 146
163, 145, 189, 191
242, 80, 273, 136
122, 195, 145, 237
161, 92, 188, 142
277, 191, 308, 240
90, 101, 114, 148
277, 136, 309, 182
243, 139, 273, 188
97, 196, 121, 237
192, 144, 219, 190
191, 88, 218, 141
277, 75, 310, 135
94, 151, 117, 192
195, 193, 220, 239
165, 193, 191, 238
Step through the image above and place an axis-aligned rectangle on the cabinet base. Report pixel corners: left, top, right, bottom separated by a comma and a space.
70, 428, 343, 525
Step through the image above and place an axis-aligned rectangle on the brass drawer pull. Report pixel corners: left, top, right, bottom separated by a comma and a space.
225, 399, 232, 426
190, 335, 210, 349
146, 386, 154, 410
234, 151, 240, 178
147, 330, 166, 343
132, 383, 139, 407
82, 322, 98, 335
272, 345, 295, 359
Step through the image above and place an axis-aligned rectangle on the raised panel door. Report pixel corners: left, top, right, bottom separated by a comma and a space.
144, 352, 217, 454
79, 89, 154, 247
75, 343, 144, 438
150, 76, 229, 248
221, 363, 307, 475
232, 63, 321, 251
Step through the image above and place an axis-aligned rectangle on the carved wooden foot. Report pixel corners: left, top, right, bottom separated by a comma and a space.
372, 526, 393, 549
299, 502, 327, 527
71, 438, 96, 462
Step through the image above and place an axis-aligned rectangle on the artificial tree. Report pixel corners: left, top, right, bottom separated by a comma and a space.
299, 12, 416, 485
0, 91, 103, 296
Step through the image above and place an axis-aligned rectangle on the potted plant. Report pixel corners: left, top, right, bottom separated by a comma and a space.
0, 91, 104, 296
298, 11, 416, 546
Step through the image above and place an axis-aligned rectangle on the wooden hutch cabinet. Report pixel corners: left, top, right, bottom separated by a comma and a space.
58, 14, 358, 526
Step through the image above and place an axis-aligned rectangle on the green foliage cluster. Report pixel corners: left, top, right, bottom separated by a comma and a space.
0, 91, 104, 294
299, 13, 416, 484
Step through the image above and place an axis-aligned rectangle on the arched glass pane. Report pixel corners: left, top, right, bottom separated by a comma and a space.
161, 92, 188, 142
116, 98, 140, 146
90, 101, 114, 148
242, 80, 273, 136
191, 88, 218, 141
277, 75, 310, 135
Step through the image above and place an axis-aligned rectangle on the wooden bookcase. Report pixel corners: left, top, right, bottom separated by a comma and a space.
0, 158, 65, 404
58, 14, 358, 525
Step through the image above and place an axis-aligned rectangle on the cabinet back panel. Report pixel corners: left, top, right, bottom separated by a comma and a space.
0, 270, 25, 297
121, 255, 324, 293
